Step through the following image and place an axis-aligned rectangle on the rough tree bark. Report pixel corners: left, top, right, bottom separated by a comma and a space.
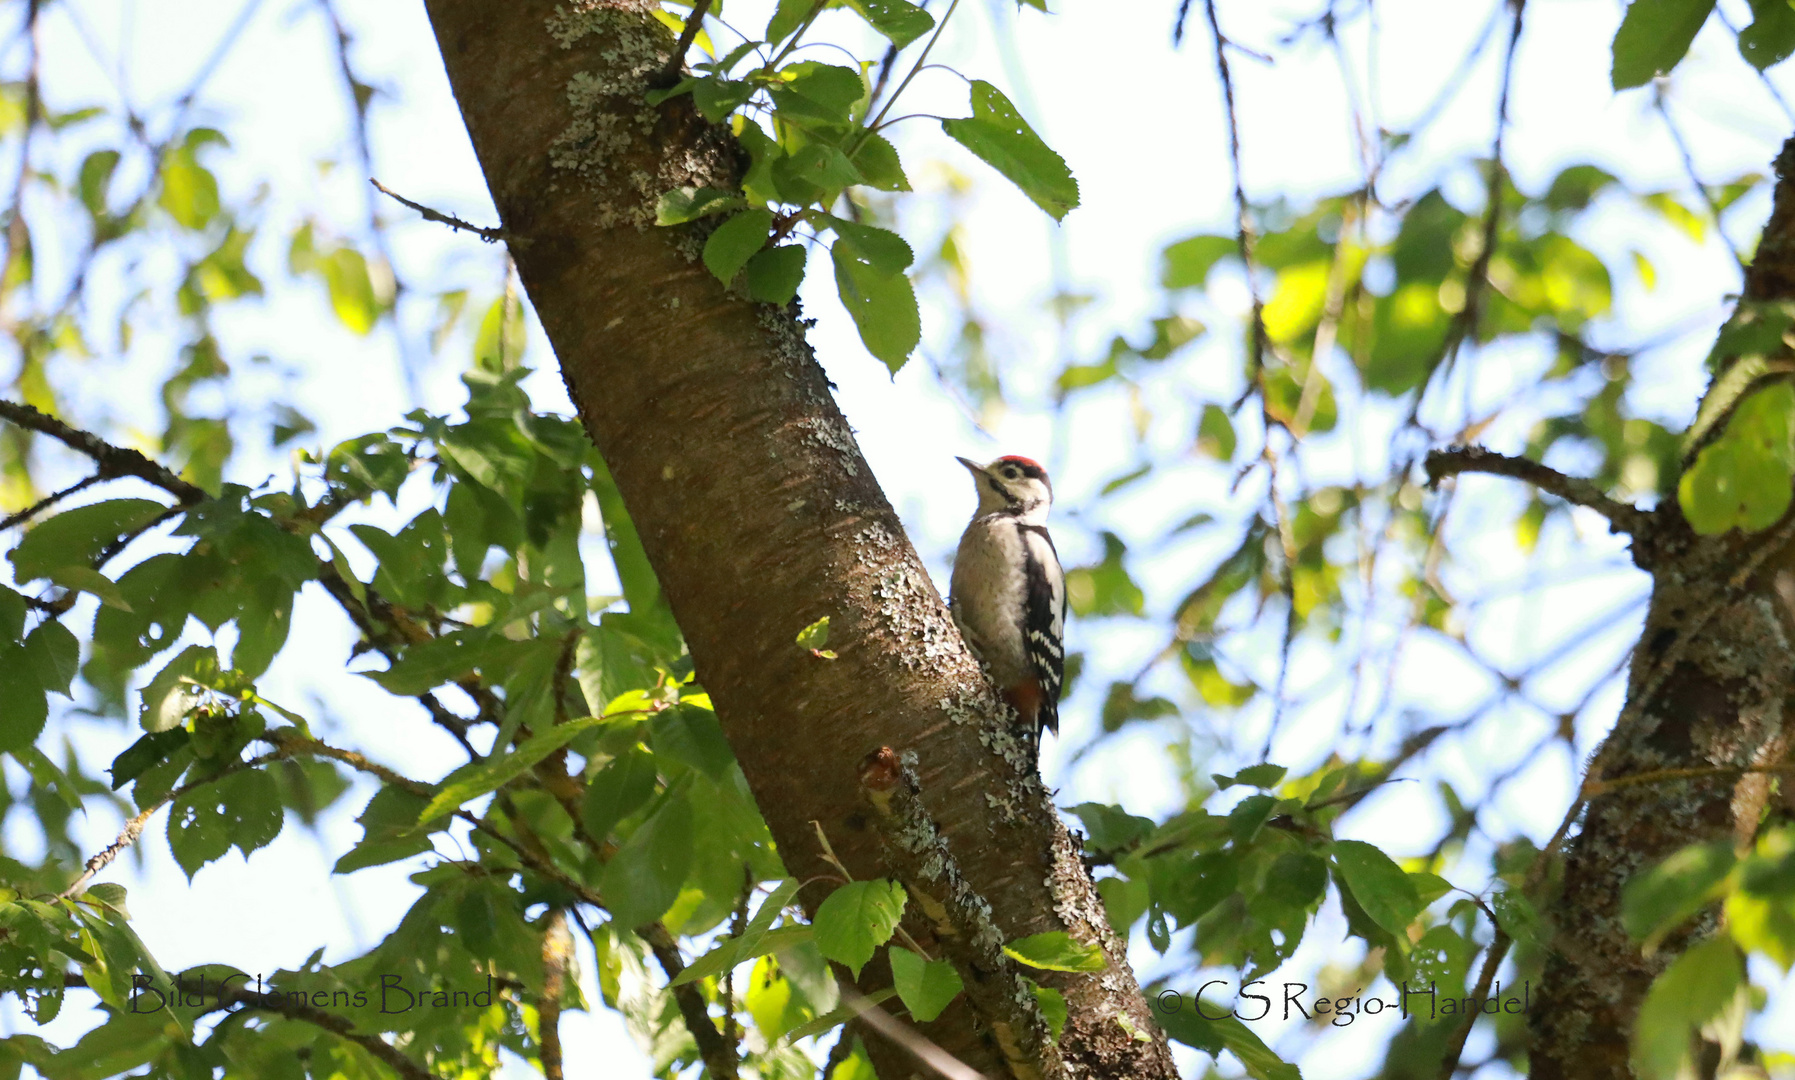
1527, 137, 1795, 1078
420, 2, 1177, 1077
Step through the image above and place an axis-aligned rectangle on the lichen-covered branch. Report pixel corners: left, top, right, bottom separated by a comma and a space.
1423, 444, 1648, 537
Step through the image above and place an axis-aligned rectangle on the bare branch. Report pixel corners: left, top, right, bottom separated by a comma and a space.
1436, 929, 1513, 1079
1201, 0, 1268, 401
0, 472, 105, 531
370, 178, 508, 243
0, 400, 207, 504
659, 0, 714, 82
1423, 445, 1648, 536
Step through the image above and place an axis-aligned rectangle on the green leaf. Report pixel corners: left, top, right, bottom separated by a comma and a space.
601, 786, 695, 928
1544, 163, 1620, 212
139, 644, 219, 733
827, 219, 914, 274
778, 987, 898, 1044
322, 247, 381, 334
81, 883, 130, 920
774, 143, 862, 198
159, 145, 219, 230
1002, 931, 1107, 973
419, 714, 607, 822
832, 236, 921, 372
651, 704, 736, 779
812, 878, 906, 978
1631, 937, 1745, 1080
703, 208, 774, 285
672, 878, 809, 986
690, 78, 756, 122
1162, 234, 1237, 289
1069, 802, 1155, 853
108, 729, 190, 790
656, 186, 746, 225
843, 0, 935, 47
1030, 979, 1067, 1041
1331, 839, 1423, 937
1611, 0, 1717, 89
78, 149, 121, 218
167, 769, 283, 879
1740, 0, 1795, 70
1678, 382, 1795, 534
1158, 992, 1301, 1080
795, 614, 833, 653
941, 80, 1079, 220
1622, 839, 1737, 946
473, 293, 527, 372
582, 745, 659, 840
745, 245, 807, 304
772, 62, 867, 126
850, 133, 911, 192
766, 0, 818, 45
21, 619, 78, 697
14, 745, 81, 812
887, 945, 963, 1022
1233, 763, 1287, 789
1262, 853, 1329, 909
9, 499, 169, 581
47, 564, 133, 611
334, 785, 441, 874
1227, 793, 1277, 844
674, 923, 813, 988
1064, 532, 1145, 617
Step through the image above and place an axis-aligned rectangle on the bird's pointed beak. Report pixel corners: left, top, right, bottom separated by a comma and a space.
955, 456, 986, 477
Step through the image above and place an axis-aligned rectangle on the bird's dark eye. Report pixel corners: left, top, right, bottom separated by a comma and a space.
1003, 466, 1018, 478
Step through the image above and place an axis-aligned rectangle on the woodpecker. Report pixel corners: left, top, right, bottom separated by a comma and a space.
949, 455, 1067, 758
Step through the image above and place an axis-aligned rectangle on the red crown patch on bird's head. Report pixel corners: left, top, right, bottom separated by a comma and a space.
995, 454, 1046, 477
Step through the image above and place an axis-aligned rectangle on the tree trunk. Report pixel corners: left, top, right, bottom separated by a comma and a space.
419, 2, 1177, 1077
1528, 137, 1795, 1078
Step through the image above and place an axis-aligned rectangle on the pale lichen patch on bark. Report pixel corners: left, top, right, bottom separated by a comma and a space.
543, 2, 734, 228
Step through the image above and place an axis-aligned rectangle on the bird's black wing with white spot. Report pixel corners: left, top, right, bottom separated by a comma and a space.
1019, 523, 1066, 736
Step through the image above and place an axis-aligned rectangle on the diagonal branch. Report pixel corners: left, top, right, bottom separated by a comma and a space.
1423, 445, 1648, 536
370, 178, 508, 244
0, 400, 207, 504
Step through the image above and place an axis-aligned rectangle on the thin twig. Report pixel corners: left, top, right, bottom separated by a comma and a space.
1423, 445, 1648, 536
1655, 88, 1746, 273
1406, 0, 1524, 430
0, 0, 42, 317
370, 178, 508, 243
318, 0, 422, 404
0, 472, 105, 531
1435, 930, 1512, 1079
1204, 0, 1268, 402
660, 0, 715, 80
